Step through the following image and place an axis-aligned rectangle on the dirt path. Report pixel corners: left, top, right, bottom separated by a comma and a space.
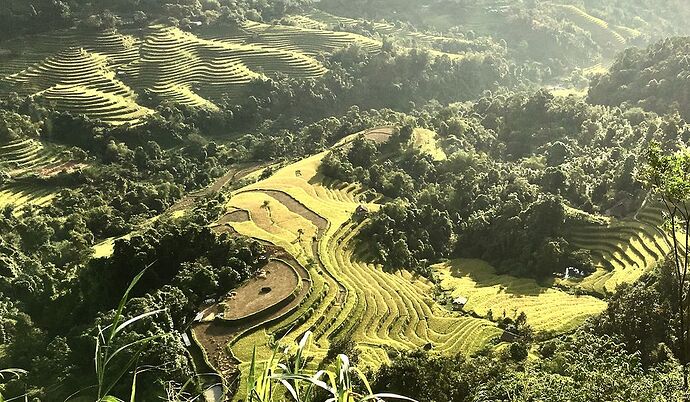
169, 163, 262, 213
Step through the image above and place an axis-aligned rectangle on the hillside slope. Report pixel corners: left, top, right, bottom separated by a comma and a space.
0, 22, 381, 122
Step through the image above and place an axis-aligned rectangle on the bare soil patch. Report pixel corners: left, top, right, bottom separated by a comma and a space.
257, 190, 328, 235
364, 126, 394, 144
222, 260, 299, 320
217, 209, 250, 225
191, 255, 311, 377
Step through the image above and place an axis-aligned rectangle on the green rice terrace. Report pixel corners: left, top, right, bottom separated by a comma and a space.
0, 19, 400, 121
191, 129, 503, 396
0, 22, 350, 120
0, 135, 82, 210
559, 205, 671, 295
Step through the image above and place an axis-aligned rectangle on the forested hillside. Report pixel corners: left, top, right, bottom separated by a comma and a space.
1, 1, 690, 401
589, 37, 690, 119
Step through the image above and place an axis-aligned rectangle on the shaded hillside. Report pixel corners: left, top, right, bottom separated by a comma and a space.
588, 37, 690, 119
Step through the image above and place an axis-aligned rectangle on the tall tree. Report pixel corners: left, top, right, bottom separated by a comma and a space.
643, 141, 690, 391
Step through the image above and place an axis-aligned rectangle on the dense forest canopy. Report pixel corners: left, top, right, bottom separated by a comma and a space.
589, 37, 690, 119
1, 0, 690, 401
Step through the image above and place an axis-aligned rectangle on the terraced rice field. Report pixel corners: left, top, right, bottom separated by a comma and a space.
561, 205, 671, 295
119, 25, 327, 107
295, 9, 471, 49
0, 29, 140, 78
0, 137, 80, 210
0, 138, 73, 176
0, 183, 57, 210
552, 4, 629, 49
0, 20, 388, 122
3, 46, 133, 98
295, 4, 638, 61
291, 10, 479, 60
1, 46, 153, 126
293, 10, 396, 34
0, 13, 484, 120
191, 129, 502, 397
154, 124, 673, 398
221, 260, 302, 321
203, 21, 381, 57
435, 259, 606, 332
193, 254, 312, 376
191, 126, 673, 395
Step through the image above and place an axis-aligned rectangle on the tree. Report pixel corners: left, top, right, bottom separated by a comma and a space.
173, 261, 219, 304
261, 199, 272, 221
0, 110, 41, 142
390, 238, 413, 268
643, 141, 690, 391
348, 136, 379, 167
373, 349, 486, 402
546, 141, 571, 166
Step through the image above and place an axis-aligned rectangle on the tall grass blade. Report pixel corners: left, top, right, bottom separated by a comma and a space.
108, 268, 149, 343
114, 309, 166, 335
246, 346, 257, 401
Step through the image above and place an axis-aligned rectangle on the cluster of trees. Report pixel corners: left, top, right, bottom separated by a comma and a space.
321, 90, 688, 278
0, 110, 41, 142
218, 43, 521, 137
0, 214, 267, 400
50, 131, 226, 236
362, 200, 455, 275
